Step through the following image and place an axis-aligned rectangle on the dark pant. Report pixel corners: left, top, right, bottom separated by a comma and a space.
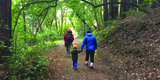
85, 50, 95, 63
65, 42, 72, 53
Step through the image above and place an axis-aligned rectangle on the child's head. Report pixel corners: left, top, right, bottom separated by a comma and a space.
73, 45, 77, 49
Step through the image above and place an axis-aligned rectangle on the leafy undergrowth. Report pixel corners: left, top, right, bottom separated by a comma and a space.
1, 45, 50, 80
97, 8, 160, 79
0, 35, 58, 79
53, 40, 64, 44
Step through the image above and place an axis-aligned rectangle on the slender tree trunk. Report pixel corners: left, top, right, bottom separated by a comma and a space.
65, 12, 67, 33
61, 9, 63, 36
109, 0, 118, 19
126, 0, 130, 11
114, 0, 118, 18
83, 7, 85, 37
120, 0, 129, 19
23, 11, 26, 42
100, 4, 103, 25
103, 0, 108, 27
130, 0, 137, 11
94, 0, 98, 28
129, 0, 132, 8
0, 0, 12, 63
109, 0, 113, 19
55, 7, 58, 30
100, 0, 103, 27
138, 0, 144, 5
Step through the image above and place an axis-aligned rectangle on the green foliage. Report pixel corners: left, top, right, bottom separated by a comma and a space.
136, 23, 140, 27
7, 1, 61, 78
93, 24, 116, 44
3, 28, 54, 79
53, 40, 64, 44
120, 51, 125, 55
0, 20, 9, 49
125, 8, 142, 17
105, 20, 118, 25
109, 38, 115, 46
0, 39, 6, 49
3, 40, 50, 79
78, 39, 83, 42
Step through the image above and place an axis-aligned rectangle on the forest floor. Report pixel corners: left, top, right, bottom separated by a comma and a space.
45, 39, 114, 80
45, 39, 138, 80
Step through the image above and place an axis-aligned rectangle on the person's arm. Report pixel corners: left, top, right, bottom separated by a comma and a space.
81, 37, 86, 50
94, 37, 97, 49
69, 50, 73, 54
77, 49, 83, 53
71, 34, 74, 42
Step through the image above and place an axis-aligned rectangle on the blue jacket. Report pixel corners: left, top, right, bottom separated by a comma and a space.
81, 33, 97, 50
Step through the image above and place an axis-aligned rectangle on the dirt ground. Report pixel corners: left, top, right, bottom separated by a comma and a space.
45, 40, 118, 80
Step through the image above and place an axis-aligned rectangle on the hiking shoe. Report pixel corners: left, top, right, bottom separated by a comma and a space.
67, 54, 70, 58
74, 67, 77, 70
90, 66, 93, 69
85, 63, 88, 66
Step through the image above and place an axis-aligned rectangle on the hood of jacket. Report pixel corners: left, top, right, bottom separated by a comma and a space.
67, 30, 72, 33
86, 33, 92, 37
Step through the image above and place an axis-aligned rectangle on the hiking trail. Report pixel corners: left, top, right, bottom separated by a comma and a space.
45, 39, 119, 80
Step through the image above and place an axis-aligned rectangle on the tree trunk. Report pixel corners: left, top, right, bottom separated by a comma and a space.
138, 0, 144, 5
130, 0, 137, 11
114, 0, 118, 18
83, 7, 85, 37
23, 11, 26, 42
55, 7, 58, 30
120, 0, 129, 19
94, 0, 98, 28
64, 12, 67, 34
109, 0, 118, 19
0, 0, 12, 63
109, 0, 114, 19
103, 0, 108, 27
109, 0, 119, 19
61, 9, 63, 36
100, 0, 103, 27
151, 0, 160, 8
100, 3, 103, 26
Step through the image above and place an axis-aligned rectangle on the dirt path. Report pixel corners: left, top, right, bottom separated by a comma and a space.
46, 40, 117, 80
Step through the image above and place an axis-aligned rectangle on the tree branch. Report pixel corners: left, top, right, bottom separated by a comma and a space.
13, 0, 57, 34
81, 0, 150, 15
39, 0, 58, 16
34, 9, 49, 38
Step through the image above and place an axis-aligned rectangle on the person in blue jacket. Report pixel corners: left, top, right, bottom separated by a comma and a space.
81, 30, 97, 69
